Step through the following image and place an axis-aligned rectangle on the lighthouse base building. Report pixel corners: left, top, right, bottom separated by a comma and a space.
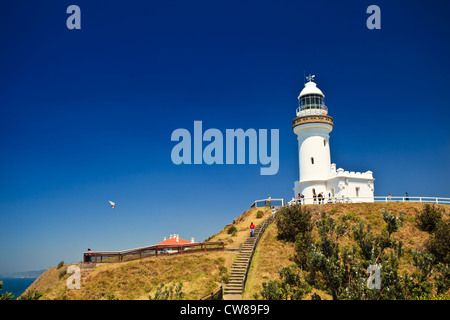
293, 165, 375, 204
292, 77, 374, 204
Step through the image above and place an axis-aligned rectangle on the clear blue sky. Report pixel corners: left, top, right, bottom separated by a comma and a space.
0, 0, 449, 274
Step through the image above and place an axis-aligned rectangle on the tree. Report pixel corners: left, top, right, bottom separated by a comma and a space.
0, 281, 14, 300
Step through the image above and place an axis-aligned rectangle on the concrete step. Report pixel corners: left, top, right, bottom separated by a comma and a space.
231, 266, 247, 270
231, 265, 247, 269
230, 270, 246, 275
226, 282, 243, 287
238, 252, 252, 256
224, 289, 243, 294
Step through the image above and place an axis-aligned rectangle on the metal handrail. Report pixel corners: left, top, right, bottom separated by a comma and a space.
251, 198, 285, 208
287, 196, 450, 205
296, 105, 328, 116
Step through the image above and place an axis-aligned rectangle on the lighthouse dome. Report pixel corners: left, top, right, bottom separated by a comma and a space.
296, 77, 328, 117
298, 81, 325, 99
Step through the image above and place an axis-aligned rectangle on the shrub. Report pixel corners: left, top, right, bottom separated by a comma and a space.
276, 205, 313, 243
416, 204, 443, 233
57, 261, 64, 269
227, 225, 237, 235
352, 220, 375, 261
381, 209, 404, 237
18, 289, 42, 300
255, 266, 311, 300
149, 282, 184, 300
294, 232, 313, 269
256, 210, 264, 219
426, 220, 450, 265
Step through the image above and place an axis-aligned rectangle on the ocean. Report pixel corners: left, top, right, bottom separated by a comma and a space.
0, 278, 37, 300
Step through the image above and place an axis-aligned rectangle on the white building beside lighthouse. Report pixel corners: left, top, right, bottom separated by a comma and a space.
293, 76, 374, 203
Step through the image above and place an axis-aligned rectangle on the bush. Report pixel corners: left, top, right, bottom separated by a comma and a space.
149, 282, 184, 300
227, 225, 237, 235
276, 205, 313, 243
381, 209, 404, 237
255, 266, 311, 300
18, 289, 42, 300
294, 232, 313, 269
256, 210, 264, 219
416, 204, 443, 233
57, 261, 64, 269
426, 220, 450, 265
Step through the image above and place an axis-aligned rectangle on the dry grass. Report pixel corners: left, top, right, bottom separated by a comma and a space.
208, 206, 271, 249
23, 206, 267, 300
23, 251, 235, 300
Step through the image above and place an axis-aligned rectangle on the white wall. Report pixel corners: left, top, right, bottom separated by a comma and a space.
294, 123, 333, 182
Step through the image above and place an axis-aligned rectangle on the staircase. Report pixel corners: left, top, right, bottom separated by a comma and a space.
223, 213, 276, 299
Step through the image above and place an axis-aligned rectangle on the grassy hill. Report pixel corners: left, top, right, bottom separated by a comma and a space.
21, 206, 268, 300
21, 202, 449, 300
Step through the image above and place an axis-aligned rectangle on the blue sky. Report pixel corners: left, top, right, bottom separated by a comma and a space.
0, 0, 449, 274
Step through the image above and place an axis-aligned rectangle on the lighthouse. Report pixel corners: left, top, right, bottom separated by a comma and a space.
293, 76, 374, 203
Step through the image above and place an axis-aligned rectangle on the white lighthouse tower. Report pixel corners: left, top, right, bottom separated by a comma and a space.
293, 76, 374, 203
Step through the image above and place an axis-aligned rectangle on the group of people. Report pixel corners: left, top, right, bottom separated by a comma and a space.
387, 192, 409, 201
291, 192, 330, 205
312, 192, 327, 204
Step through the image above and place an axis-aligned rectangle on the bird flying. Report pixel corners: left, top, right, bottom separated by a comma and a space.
108, 201, 116, 208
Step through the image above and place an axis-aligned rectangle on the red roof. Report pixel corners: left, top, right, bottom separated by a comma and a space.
156, 236, 191, 246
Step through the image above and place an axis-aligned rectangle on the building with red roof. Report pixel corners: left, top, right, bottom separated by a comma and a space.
156, 234, 196, 254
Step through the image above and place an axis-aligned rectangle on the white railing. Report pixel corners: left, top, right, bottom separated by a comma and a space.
286, 196, 450, 205
251, 196, 450, 209
295, 108, 328, 117
251, 198, 285, 208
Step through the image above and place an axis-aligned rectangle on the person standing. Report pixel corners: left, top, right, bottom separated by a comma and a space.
250, 222, 255, 237
86, 248, 93, 263
405, 192, 409, 201
266, 195, 272, 208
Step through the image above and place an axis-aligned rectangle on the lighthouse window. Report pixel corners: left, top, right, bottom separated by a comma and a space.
324, 139, 327, 146
311, 157, 314, 164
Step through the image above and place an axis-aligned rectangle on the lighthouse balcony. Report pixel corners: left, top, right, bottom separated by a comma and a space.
296, 104, 328, 117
